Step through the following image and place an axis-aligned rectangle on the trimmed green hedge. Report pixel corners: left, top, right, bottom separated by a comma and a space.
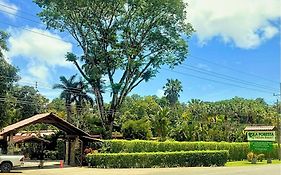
102, 140, 279, 161
86, 150, 229, 168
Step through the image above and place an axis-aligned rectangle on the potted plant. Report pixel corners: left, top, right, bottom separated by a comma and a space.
247, 152, 257, 164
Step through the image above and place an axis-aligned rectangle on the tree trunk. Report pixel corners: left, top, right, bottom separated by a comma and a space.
103, 117, 114, 139
66, 101, 72, 123
76, 106, 82, 128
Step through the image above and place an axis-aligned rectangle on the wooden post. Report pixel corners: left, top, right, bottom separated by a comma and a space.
80, 139, 84, 166
70, 136, 79, 166
65, 140, 69, 165
7, 132, 14, 155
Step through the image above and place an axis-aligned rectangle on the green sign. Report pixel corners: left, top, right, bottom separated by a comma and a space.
247, 131, 276, 141
250, 141, 273, 152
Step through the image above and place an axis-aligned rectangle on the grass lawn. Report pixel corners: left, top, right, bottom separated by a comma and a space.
226, 160, 281, 167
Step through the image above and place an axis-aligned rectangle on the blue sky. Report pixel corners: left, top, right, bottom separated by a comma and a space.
0, 0, 280, 104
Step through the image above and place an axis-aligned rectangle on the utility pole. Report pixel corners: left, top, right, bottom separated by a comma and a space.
274, 84, 281, 161
277, 98, 280, 161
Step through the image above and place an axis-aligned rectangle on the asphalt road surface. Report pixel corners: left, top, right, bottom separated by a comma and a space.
4, 164, 281, 175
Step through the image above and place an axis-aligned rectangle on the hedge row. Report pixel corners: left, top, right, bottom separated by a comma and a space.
102, 140, 279, 160
86, 150, 229, 168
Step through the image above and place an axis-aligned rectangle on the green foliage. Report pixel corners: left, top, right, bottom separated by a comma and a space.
0, 32, 50, 128
35, 0, 193, 137
47, 98, 66, 118
102, 140, 279, 161
0, 31, 9, 58
119, 95, 160, 121
53, 75, 79, 122
44, 150, 58, 160
152, 107, 170, 141
163, 79, 183, 105
9, 85, 49, 122
122, 118, 152, 140
56, 139, 65, 160
86, 150, 229, 168
53, 75, 93, 125
0, 41, 19, 128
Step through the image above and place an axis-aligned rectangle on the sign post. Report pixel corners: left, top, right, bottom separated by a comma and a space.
247, 131, 276, 142
244, 126, 277, 164
249, 141, 273, 152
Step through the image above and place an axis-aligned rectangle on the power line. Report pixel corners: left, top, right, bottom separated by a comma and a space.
0, 3, 38, 18
0, 97, 93, 110
188, 55, 279, 84
0, 74, 114, 94
1, 9, 278, 88
0, 8, 41, 24
0, 2, 278, 86
0, 21, 76, 45
179, 64, 279, 91
0, 10, 277, 95
163, 68, 275, 94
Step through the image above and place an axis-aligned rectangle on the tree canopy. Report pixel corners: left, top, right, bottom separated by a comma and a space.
35, 0, 193, 138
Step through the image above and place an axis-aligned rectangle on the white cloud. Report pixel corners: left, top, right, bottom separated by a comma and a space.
28, 64, 49, 81
7, 27, 72, 67
0, 0, 18, 18
6, 27, 73, 85
185, 0, 281, 49
156, 89, 165, 98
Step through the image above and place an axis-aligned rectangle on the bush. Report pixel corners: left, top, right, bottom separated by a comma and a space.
44, 150, 58, 160
86, 150, 229, 168
56, 139, 65, 160
102, 140, 279, 161
121, 118, 152, 140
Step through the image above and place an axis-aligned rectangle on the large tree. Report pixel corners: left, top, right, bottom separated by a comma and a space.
0, 31, 8, 58
10, 85, 49, 122
35, 0, 193, 138
0, 31, 19, 128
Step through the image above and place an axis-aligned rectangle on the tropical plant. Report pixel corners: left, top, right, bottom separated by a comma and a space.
152, 106, 170, 141
122, 118, 152, 140
53, 75, 78, 122
72, 78, 94, 113
163, 79, 183, 106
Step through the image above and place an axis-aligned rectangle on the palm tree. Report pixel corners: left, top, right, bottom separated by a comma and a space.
163, 79, 183, 106
53, 75, 78, 122
72, 78, 94, 127
152, 106, 170, 141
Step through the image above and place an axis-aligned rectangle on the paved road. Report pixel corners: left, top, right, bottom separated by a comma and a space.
4, 164, 281, 175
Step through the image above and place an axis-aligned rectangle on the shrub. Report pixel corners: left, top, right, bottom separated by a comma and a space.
102, 140, 278, 161
56, 139, 65, 160
121, 118, 152, 140
44, 150, 58, 160
86, 150, 229, 168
